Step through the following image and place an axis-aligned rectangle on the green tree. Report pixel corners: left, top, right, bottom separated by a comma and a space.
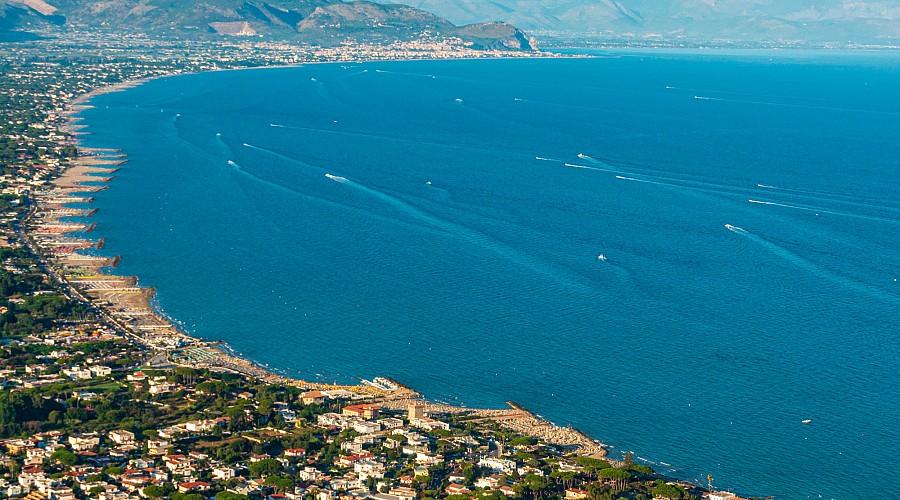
249, 458, 282, 478
143, 485, 166, 498
575, 457, 610, 479
50, 448, 78, 466
215, 492, 248, 500
551, 470, 576, 490
265, 475, 294, 493
461, 463, 476, 485
598, 468, 630, 493
520, 473, 550, 500
651, 483, 685, 500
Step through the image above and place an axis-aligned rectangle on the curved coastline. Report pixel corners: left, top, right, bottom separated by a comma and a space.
28, 65, 613, 460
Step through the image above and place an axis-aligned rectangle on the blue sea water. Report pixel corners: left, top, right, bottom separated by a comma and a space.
75, 51, 899, 499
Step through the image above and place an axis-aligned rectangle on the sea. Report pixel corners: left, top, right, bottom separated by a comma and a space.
73, 50, 900, 499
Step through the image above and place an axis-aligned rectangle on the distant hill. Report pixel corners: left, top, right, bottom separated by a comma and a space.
376, 0, 900, 45
0, 0, 537, 50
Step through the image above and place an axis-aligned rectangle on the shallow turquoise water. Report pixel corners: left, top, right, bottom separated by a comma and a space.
77, 52, 900, 498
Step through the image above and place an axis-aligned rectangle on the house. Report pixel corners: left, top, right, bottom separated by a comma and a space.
213, 466, 238, 481
342, 404, 380, 419
297, 467, 325, 482
5, 439, 35, 454
475, 475, 503, 489
68, 433, 100, 452
565, 489, 589, 500
379, 418, 404, 430
278, 409, 297, 423
445, 483, 471, 496
388, 487, 417, 500
185, 420, 215, 433
337, 452, 374, 467
353, 460, 385, 478
4, 483, 23, 497
499, 486, 516, 497
163, 455, 194, 476
284, 448, 306, 459
127, 459, 153, 469
48, 486, 77, 500
302, 391, 326, 405
177, 482, 210, 493
415, 452, 443, 466
410, 417, 450, 432
518, 466, 543, 477
118, 473, 152, 492
126, 371, 146, 382
317, 413, 346, 427
149, 381, 176, 395
89, 366, 112, 378
352, 421, 381, 435
72, 391, 98, 401
447, 470, 466, 484
147, 440, 171, 456
478, 457, 516, 474
108, 430, 135, 446
18, 466, 48, 488
63, 366, 93, 380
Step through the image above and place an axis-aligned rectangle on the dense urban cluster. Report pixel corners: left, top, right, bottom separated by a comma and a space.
0, 334, 754, 500
0, 33, 762, 500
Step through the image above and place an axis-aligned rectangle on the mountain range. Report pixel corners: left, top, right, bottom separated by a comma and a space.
0, 0, 536, 49
375, 0, 900, 44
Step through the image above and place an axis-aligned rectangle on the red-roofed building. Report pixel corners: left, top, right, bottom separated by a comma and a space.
445, 483, 471, 496
284, 448, 306, 458
342, 404, 380, 419
565, 489, 589, 500
336, 452, 374, 467
177, 481, 210, 493
499, 486, 516, 497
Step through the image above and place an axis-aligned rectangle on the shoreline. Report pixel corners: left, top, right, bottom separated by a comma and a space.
26, 56, 611, 460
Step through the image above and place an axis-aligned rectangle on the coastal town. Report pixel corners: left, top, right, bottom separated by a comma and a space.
0, 31, 763, 500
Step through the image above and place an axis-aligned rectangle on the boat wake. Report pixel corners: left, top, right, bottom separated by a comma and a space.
615, 175, 658, 185
325, 173, 349, 183
330, 176, 598, 294
756, 183, 900, 213
749, 199, 899, 224
564, 163, 624, 175
724, 224, 899, 304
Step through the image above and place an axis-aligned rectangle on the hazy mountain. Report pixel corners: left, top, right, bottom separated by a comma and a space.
0, 0, 536, 49
377, 0, 900, 44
